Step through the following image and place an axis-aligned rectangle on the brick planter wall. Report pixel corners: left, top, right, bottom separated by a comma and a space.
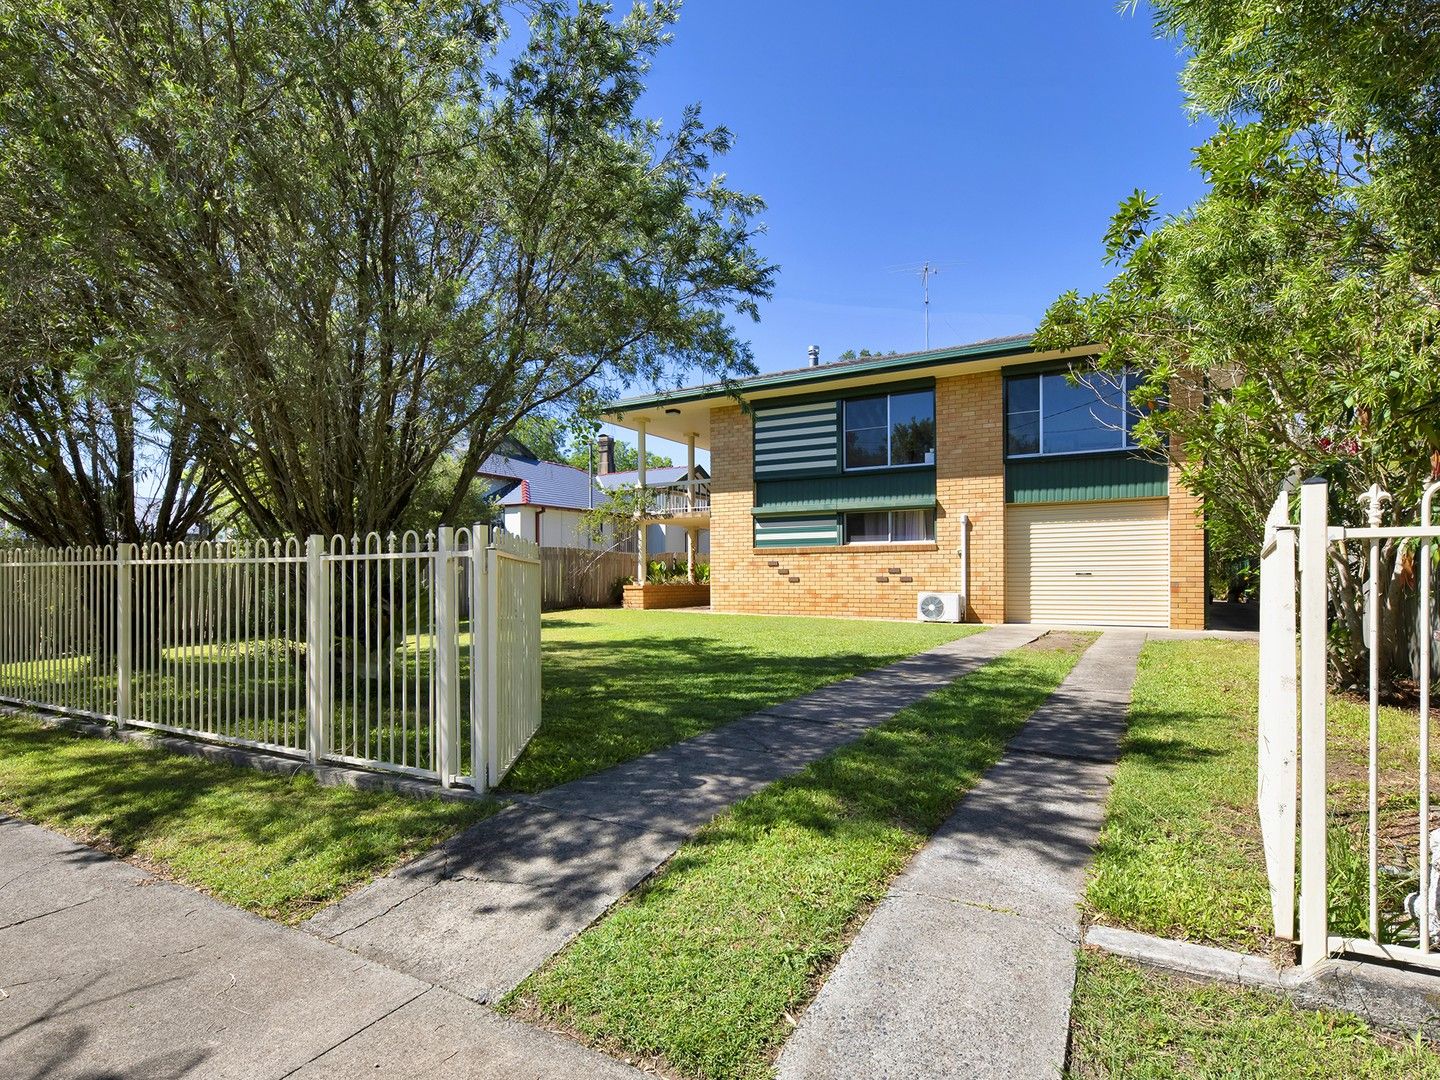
621, 582, 712, 610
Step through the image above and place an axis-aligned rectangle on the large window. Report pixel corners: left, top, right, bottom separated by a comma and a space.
843, 390, 935, 470
843, 509, 935, 544
1005, 370, 1142, 457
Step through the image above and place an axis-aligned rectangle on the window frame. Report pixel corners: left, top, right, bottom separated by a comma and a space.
842, 508, 936, 545
842, 390, 936, 473
1004, 369, 1142, 460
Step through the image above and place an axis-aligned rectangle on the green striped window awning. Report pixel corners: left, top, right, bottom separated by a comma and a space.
754, 515, 840, 548
753, 400, 838, 476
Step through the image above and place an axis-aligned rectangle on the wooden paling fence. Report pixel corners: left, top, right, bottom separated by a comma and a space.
540, 547, 684, 609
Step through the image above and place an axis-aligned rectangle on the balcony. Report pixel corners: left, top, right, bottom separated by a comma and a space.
641, 487, 711, 529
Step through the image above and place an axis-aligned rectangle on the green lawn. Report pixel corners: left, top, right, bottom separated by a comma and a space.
1085, 639, 1273, 950
0, 712, 494, 923
503, 609, 981, 792
1087, 637, 1433, 952
506, 635, 1089, 1080
1068, 952, 1440, 1078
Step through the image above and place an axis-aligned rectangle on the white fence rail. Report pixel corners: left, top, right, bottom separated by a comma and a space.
0, 526, 542, 792
1258, 477, 1440, 970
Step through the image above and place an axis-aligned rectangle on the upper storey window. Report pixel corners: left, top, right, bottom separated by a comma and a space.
1005, 370, 1142, 457
843, 390, 935, 470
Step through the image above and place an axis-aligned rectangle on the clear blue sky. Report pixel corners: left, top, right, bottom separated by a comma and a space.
604, 1, 1210, 462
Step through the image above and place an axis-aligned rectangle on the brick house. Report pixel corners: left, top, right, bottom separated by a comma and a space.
601, 335, 1206, 629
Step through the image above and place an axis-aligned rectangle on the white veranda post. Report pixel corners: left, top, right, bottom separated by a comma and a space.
687, 432, 697, 583
637, 421, 648, 584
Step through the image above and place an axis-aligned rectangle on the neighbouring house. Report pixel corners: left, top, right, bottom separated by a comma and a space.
593, 433, 711, 559
477, 434, 711, 557
600, 334, 1206, 628
477, 437, 609, 549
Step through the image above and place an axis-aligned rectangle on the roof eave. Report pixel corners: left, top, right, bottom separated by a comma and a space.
603, 334, 1041, 413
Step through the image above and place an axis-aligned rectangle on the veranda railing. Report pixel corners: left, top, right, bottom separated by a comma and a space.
0, 525, 542, 792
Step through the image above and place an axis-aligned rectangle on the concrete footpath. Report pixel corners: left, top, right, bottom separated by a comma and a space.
0, 816, 645, 1080
303, 624, 1042, 1003
776, 630, 1146, 1080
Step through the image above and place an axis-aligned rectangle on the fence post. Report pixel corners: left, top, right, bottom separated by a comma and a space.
470, 524, 490, 792
1298, 477, 1330, 967
1257, 491, 1297, 940
487, 541, 501, 787
435, 526, 459, 787
305, 535, 330, 765
115, 543, 132, 729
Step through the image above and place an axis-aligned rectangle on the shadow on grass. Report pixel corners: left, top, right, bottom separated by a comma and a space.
509, 644, 1089, 1080
1115, 727, 1229, 771
0, 716, 490, 922
510, 618, 974, 793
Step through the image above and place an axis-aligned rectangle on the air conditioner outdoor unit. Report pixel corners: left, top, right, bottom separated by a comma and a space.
916, 591, 963, 623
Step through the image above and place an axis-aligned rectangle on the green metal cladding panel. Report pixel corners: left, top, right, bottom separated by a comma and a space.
754, 468, 937, 515
754, 515, 840, 547
1005, 454, 1167, 504
752, 400, 841, 479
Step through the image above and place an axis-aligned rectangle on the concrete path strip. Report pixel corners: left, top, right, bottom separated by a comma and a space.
303, 623, 1042, 1003
0, 816, 643, 1080
776, 629, 1146, 1080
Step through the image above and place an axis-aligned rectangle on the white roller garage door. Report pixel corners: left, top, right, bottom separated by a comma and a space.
1005, 499, 1170, 626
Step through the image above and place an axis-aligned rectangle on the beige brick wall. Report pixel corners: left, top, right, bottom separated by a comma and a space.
709, 371, 1006, 622
708, 370, 1207, 628
1167, 455, 1206, 630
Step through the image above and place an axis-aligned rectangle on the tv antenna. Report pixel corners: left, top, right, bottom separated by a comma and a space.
889, 262, 942, 349
918, 261, 938, 349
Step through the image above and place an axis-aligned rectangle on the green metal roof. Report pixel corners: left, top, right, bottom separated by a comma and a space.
606, 334, 1037, 412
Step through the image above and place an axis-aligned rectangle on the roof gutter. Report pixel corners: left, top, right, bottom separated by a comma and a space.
605, 335, 1038, 414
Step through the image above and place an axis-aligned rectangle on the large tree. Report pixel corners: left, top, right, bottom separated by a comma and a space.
1037, 0, 1440, 683
0, 0, 772, 539
0, 143, 218, 547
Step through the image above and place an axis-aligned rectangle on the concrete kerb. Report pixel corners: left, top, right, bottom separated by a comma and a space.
5, 705, 490, 804
1085, 924, 1440, 1041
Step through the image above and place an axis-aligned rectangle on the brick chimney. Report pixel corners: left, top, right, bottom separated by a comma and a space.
596, 433, 615, 475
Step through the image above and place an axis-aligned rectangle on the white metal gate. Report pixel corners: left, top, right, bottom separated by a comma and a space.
0, 525, 542, 792
1258, 477, 1440, 969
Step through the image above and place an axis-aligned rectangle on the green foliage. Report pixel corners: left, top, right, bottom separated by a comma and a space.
1037, 1, 1440, 681
509, 641, 1086, 1079
0, 1, 770, 539
504, 608, 980, 792
0, 713, 493, 923
578, 484, 646, 551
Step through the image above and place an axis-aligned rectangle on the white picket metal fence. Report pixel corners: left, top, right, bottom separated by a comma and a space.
1258, 476, 1440, 970
0, 525, 542, 792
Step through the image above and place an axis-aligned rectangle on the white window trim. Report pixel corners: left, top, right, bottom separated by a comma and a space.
842, 392, 936, 472
1005, 370, 1140, 460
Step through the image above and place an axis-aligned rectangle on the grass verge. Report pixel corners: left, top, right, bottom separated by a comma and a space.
1084, 639, 1272, 950
504, 634, 1089, 1080
0, 713, 494, 923
1068, 952, 1440, 1078
1087, 638, 1435, 951
506, 609, 980, 792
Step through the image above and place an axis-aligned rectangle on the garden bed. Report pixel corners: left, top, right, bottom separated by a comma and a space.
621, 581, 711, 609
